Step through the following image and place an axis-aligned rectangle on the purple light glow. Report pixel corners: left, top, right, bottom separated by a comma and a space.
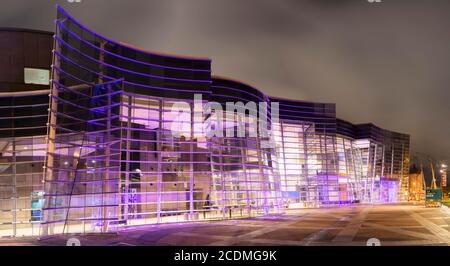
36, 6, 410, 237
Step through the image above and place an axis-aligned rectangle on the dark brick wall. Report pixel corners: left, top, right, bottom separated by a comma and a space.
0, 28, 53, 92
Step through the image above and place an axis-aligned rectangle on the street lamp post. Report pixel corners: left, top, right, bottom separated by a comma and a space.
440, 162, 448, 199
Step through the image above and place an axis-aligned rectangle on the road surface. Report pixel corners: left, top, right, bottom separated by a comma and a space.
1, 204, 450, 246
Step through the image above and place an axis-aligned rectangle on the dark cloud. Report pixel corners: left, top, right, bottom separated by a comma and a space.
1, 0, 449, 161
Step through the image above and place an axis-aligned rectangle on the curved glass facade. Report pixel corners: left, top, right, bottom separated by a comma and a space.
44, 7, 214, 235
211, 77, 282, 219
0, 6, 410, 237
43, 7, 286, 235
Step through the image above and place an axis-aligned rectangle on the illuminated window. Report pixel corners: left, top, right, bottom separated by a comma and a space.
24, 68, 50, 85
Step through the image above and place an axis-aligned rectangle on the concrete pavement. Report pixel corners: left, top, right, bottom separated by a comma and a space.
1, 204, 450, 246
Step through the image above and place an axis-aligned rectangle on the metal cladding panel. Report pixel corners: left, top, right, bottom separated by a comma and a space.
270, 97, 337, 135
0, 28, 52, 92
336, 119, 357, 139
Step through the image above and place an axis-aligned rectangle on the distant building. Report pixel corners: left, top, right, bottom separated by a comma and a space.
0, 6, 410, 237
408, 165, 425, 201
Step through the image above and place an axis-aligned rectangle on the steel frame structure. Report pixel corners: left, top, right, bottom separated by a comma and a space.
0, 6, 410, 237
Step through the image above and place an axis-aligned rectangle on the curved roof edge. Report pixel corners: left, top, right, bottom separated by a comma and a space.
212, 75, 267, 94
337, 118, 410, 138
213, 75, 336, 106
57, 5, 211, 62
270, 95, 336, 107
355, 122, 410, 137
213, 75, 264, 91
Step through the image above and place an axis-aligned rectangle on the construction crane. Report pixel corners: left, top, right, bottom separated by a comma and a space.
426, 160, 442, 207
430, 161, 438, 189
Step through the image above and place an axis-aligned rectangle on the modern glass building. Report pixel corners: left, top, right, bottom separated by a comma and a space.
0, 6, 410, 237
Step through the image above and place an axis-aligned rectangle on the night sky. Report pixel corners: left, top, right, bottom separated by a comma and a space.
1, 0, 449, 162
